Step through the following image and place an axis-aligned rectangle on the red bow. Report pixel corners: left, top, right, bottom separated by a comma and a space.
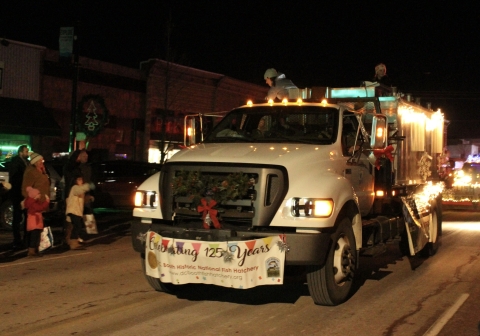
373, 145, 394, 170
197, 198, 221, 229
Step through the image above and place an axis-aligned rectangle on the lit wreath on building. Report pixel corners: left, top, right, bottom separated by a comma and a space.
76, 94, 109, 137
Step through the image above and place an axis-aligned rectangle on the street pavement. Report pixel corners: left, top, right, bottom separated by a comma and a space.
1, 208, 477, 261
0, 209, 132, 259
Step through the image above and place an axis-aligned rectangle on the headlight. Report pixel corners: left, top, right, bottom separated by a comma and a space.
134, 191, 158, 208
291, 198, 334, 218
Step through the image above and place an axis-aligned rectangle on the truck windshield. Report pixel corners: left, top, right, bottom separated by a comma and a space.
203, 105, 339, 144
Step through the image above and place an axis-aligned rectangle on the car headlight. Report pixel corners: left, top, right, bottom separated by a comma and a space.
134, 191, 158, 208
291, 198, 334, 218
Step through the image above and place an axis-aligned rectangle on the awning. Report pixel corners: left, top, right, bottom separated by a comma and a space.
0, 97, 62, 136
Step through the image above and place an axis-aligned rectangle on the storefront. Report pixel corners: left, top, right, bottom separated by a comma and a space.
0, 96, 61, 159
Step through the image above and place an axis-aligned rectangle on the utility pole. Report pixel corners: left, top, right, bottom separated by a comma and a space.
69, 23, 80, 152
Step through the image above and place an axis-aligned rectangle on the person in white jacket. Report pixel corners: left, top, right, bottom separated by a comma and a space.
264, 68, 297, 101
65, 172, 94, 250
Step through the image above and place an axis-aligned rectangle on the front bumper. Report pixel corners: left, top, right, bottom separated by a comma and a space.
131, 219, 332, 266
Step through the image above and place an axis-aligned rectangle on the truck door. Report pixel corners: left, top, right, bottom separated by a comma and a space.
342, 113, 375, 215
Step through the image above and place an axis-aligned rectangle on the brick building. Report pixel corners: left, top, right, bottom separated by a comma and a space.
1, 39, 267, 162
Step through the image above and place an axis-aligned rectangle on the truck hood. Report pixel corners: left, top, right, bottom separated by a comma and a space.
169, 143, 339, 168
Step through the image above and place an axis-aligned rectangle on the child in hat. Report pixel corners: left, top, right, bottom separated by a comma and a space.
24, 186, 50, 257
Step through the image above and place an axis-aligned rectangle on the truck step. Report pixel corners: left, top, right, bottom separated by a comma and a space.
360, 243, 387, 257
386, 236, 402, 244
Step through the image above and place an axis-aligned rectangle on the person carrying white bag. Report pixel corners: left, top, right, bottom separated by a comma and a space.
65, 172, 95, 250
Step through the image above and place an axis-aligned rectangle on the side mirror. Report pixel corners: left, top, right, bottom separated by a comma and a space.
184, 116, 196, 146
370, 115, 387, 149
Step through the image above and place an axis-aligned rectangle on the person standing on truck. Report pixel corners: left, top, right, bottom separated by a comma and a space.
373, 63, 392, 86
264, 68, 297, 101
373, 63, 393, 96
8, 144, 30, 250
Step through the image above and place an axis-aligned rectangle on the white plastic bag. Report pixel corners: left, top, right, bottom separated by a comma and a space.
84, 214, 98, 234
39, 226, 53, 252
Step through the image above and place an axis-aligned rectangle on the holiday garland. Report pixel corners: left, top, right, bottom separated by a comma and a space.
418, 152, 432, 181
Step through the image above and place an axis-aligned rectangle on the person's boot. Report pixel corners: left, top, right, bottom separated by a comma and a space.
68, 239, 85, 250
64, 222, 73, 246
27, 247, 42, 257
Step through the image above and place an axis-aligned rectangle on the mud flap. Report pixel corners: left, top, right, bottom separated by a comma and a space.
401, 197, 430, 256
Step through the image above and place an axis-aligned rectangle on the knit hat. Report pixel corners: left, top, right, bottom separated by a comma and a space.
29, 152, 43, 165
26, 186, 40, 199
264, 68, 278, 79
375, 63, 387, 74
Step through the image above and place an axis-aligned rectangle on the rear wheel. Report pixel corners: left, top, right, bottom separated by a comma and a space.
307, 217, 357, 306
140, 254, 186, 294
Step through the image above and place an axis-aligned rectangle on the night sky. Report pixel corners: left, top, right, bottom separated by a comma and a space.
2, 1, 480, 124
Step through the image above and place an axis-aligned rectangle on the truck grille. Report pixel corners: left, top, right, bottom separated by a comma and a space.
160, 162, 288, 228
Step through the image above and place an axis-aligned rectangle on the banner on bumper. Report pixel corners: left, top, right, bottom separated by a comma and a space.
145, 231, 286, 289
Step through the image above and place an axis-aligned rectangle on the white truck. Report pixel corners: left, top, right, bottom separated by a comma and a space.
131, 85, 445, 306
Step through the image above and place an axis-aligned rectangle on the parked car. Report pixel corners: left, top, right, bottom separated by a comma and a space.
89, 161, 162, 209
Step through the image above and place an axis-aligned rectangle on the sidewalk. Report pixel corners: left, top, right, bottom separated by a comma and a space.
0, 209, 132, 257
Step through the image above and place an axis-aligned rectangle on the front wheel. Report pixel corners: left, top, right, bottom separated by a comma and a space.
306, 217, 357, 306
140, 254, 186, 294
0, 199, 13, 229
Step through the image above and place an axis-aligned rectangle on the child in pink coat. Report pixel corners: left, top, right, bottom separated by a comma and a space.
24, 186, 50, 257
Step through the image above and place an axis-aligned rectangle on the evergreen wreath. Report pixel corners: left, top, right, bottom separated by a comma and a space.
172, 171, 255, 206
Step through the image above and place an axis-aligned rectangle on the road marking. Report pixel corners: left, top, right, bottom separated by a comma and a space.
0, 252, 92, 268
423, 293, 470, 336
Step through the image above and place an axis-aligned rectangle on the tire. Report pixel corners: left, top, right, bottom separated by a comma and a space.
140, 254, 186, 294
306, 217, 357, 306
0, 199, 14, 229
420, 206, 441, 257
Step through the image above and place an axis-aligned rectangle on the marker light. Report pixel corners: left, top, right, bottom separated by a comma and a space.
268, 99, 274, 105
247, 100, 253, 107
321, 99, 328, 106
376, 127, 384, 138
313, 200, 334, 217
282, 98, 288, 105
376, 190, 385, 197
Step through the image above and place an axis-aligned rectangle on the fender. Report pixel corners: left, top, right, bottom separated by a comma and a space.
132, 172, 164, 220
272, 169, 361, 230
